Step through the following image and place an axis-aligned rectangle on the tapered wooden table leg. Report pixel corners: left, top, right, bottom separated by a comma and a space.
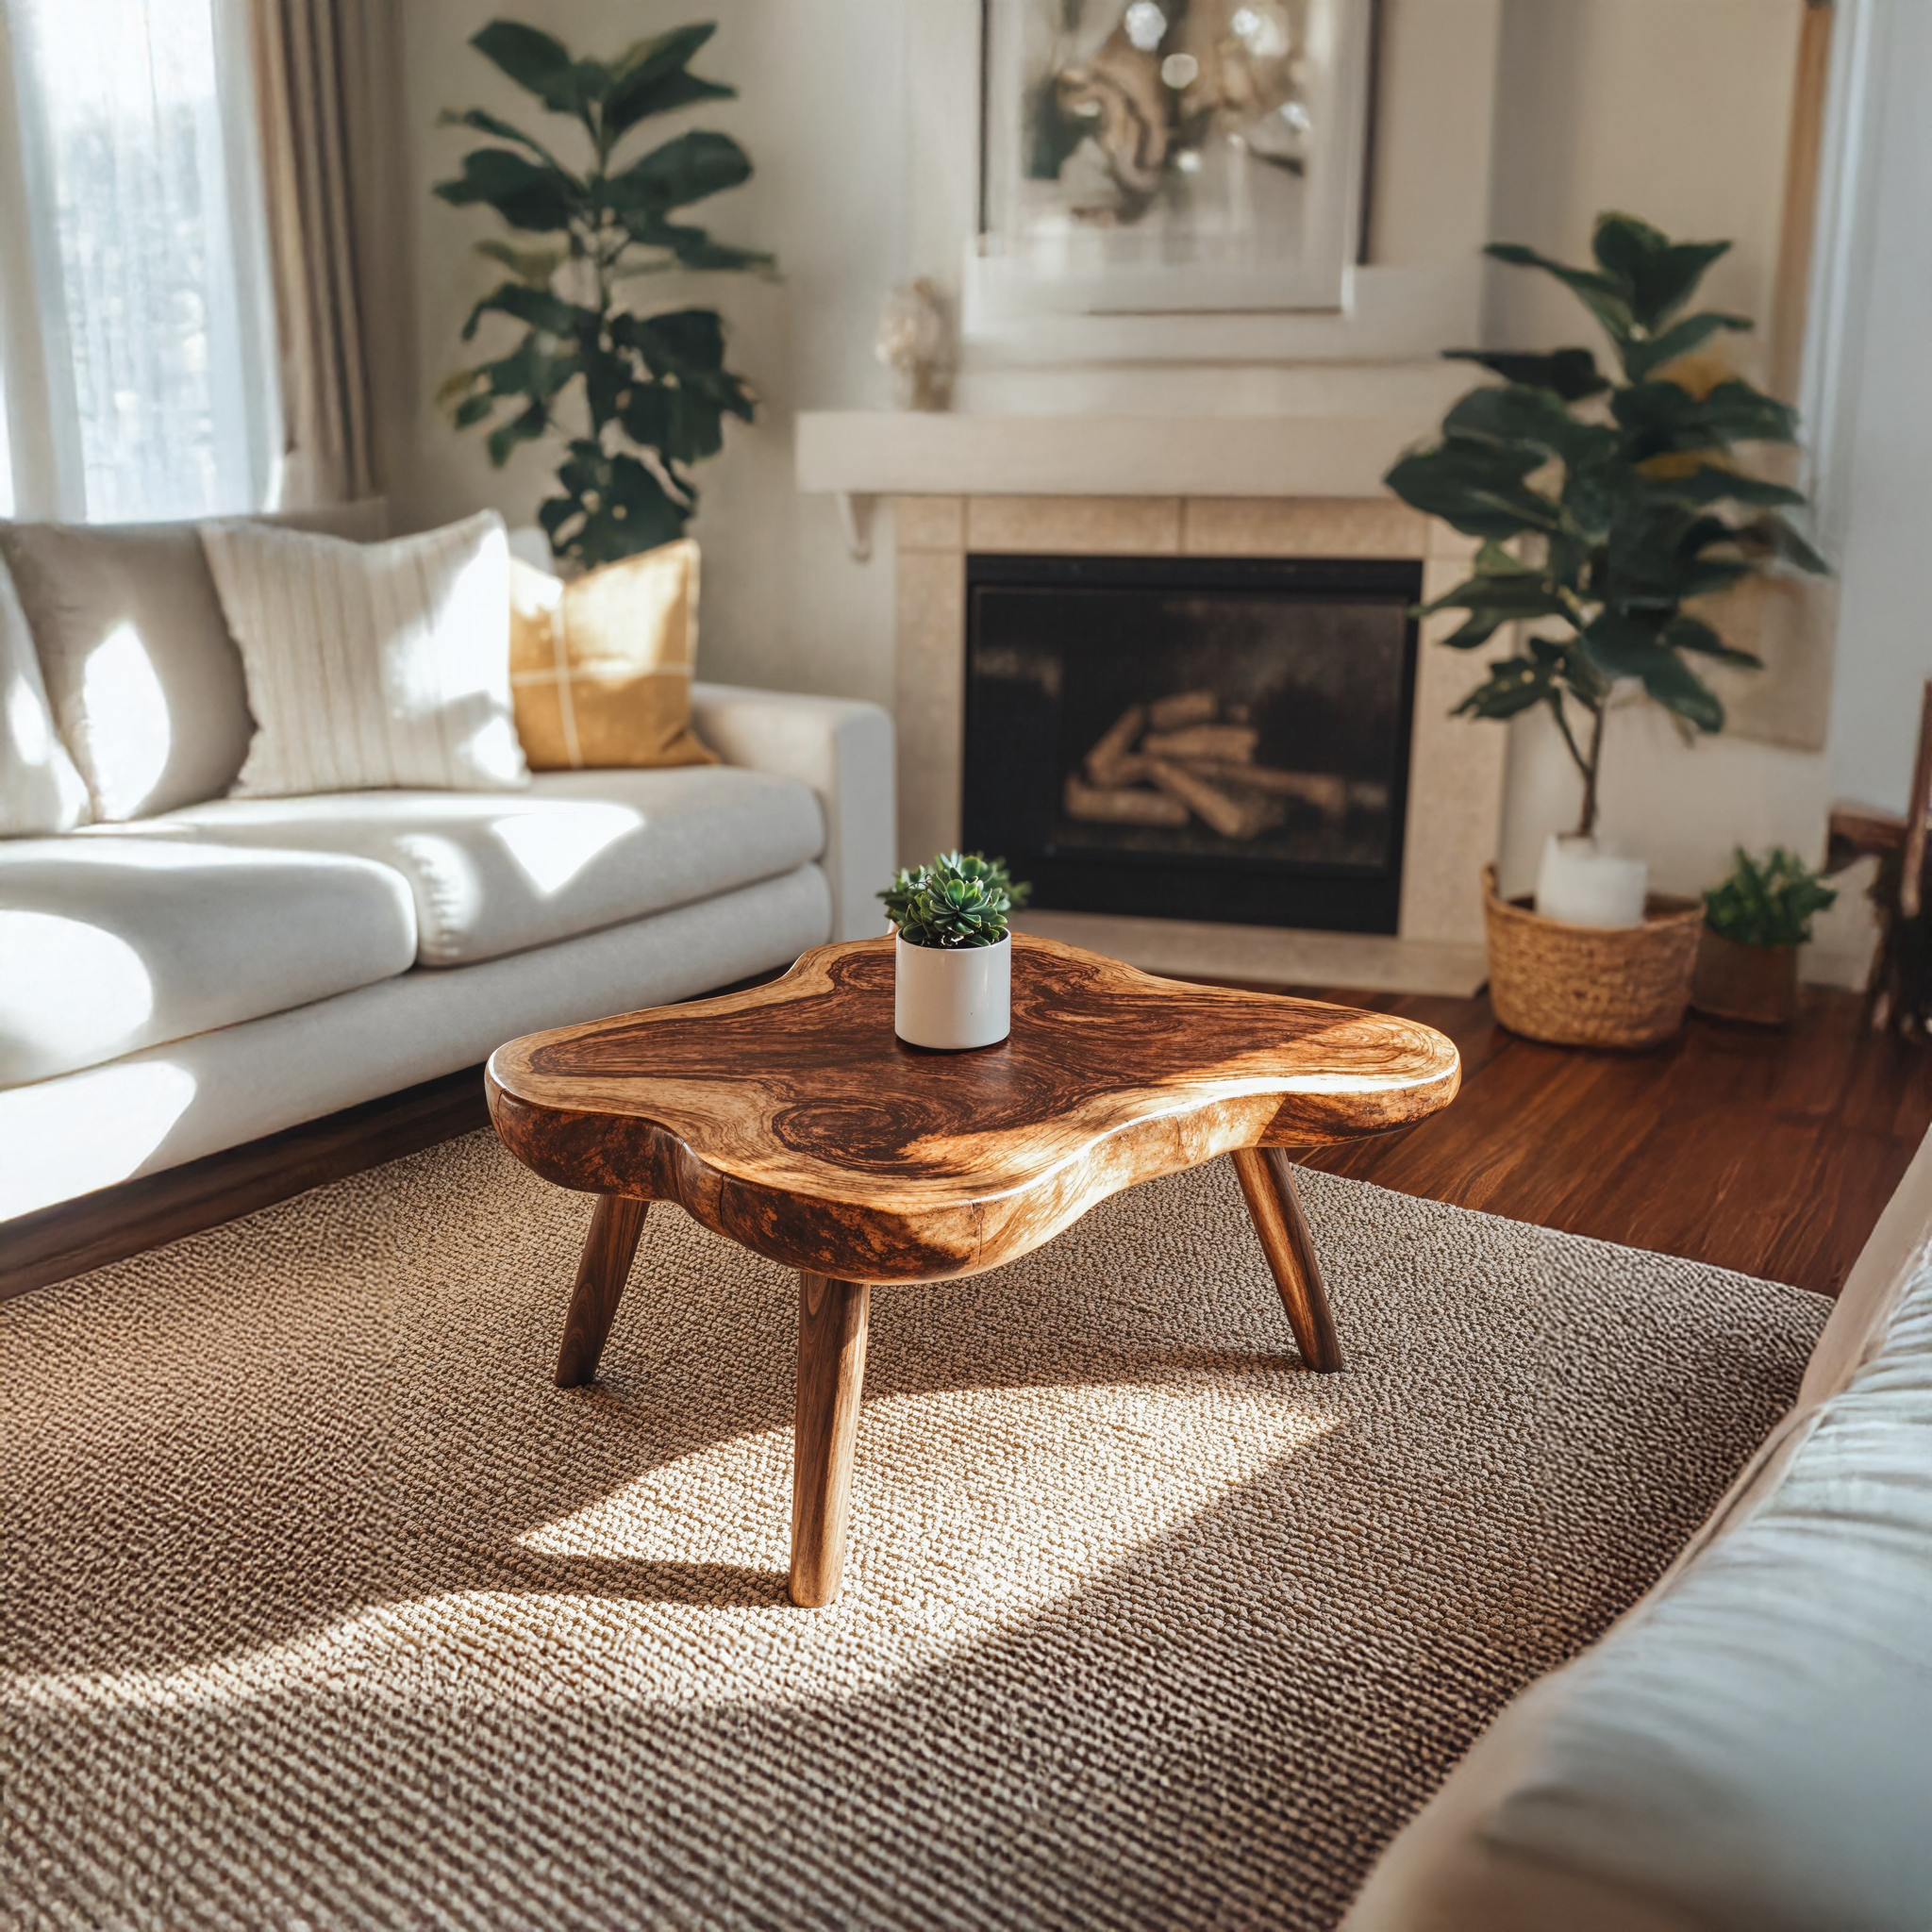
555, 1194, 649, 1388
790, 1273, 870, 1607
1231, 1147, 1343, 1373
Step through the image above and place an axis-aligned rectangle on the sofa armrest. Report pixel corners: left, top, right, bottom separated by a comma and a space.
690, 683, 894, 942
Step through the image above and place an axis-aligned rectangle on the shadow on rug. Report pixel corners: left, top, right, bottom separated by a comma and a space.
1, 1136, 1825, 1929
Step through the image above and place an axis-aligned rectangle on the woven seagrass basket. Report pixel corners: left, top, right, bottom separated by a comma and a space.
1483, 864, 1704, 1049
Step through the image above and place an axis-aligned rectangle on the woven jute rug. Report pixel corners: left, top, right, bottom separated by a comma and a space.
1, 1133, 1826, 1930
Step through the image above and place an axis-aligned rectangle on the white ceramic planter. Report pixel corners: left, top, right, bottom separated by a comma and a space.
893, 934, 1011, 1050
1534, 833, 1648, 929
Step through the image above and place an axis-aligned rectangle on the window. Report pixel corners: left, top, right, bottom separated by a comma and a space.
0, 0, 279, 523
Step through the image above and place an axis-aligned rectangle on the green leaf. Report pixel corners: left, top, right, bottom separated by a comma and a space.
1443, 383, 1617, 468
1592, 213, 1731, 328
607, 129, 754, 215
1486, 242, 1636, 341
605, 25, 735, 139
1578, 612, 1724, 730
469, 22, 589, 115
1662, 614, 1762, 669
452, 392, 494, 429
1734, 513, 1829, 575
434, 147, 581, 233
612, 309, 758, 420
1442, 347, 1609, 401
460, 279, 581, 341
474, 238, 567, 286
1704, 846, 1836, 945
1613, 377, 1798, 458
1621, 309, 1752, 382
438, 107, 566, 172
1453, 654, 1555, 721
1384, 439, 1564, 540
485, 400, 549, 467
1654, 465, 1806, 509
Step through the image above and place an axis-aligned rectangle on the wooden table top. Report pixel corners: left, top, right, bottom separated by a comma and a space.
487, 934, 1460, 1284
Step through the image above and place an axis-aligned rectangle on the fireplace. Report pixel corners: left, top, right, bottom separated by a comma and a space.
960, 554, 1423, 934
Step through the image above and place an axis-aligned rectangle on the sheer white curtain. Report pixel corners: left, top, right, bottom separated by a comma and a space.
0, 0, 280, 523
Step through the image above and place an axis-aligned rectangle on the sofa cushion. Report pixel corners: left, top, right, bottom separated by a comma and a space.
0, 837, 417, 1087
133, 764, 826, 967
202, 511, 527, 797
0, 500, 387, 822
1, 556, 91, 836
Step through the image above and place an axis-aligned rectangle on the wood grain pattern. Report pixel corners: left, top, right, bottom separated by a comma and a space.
554, 1194, 649, 1388
791, 1274, 870, 1607
487, 935, 1460, 1286
1230, 1146, 1343, 1372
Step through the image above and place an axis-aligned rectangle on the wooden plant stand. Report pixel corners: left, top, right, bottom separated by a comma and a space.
488, 935, 1459, 1607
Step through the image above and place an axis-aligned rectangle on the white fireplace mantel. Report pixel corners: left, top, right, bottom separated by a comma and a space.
796, 362, 1477, 558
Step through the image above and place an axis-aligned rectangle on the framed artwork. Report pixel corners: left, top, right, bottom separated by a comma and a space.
977, 0, 1375, 315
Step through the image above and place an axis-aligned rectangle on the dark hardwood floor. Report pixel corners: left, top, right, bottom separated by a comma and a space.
4, 981, 1924, 1302
1286, 983, 1928, 1297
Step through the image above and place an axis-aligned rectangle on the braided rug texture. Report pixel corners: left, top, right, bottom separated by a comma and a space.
1, 1133, 1825, 1931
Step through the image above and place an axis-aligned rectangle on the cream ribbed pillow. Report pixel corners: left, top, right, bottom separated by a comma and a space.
201, 511, 528, 796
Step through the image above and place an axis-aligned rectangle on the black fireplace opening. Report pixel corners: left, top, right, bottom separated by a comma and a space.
960, 554, 1422, 934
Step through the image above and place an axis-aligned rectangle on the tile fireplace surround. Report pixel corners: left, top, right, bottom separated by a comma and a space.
892, 494, 1504, 994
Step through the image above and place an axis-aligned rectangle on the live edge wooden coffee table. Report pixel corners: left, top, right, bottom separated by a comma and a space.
487, 935, 1458, 1607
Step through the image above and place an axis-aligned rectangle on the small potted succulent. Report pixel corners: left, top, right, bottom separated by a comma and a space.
879, 852, 1029, 1050
1693, 847, 1837, 1025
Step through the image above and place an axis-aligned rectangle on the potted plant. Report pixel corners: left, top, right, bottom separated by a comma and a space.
1384, 211, 1828, 1047
1694, 847, 1837, 1025
879, 853, 1030, 1051
435, 19, 773, 567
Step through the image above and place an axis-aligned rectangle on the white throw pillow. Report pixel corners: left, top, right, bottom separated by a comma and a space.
201, 510, 528, 796
0, 554, 92, 836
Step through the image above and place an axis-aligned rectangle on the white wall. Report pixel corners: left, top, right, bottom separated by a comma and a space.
1822, 0, 1932, 818
390, 0, 910, 708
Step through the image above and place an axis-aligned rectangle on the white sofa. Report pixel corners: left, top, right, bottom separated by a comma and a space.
1344, 1125, 1932, 1931
0, 514, 893, 1225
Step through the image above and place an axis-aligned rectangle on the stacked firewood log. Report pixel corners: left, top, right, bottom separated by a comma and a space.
1064, 690, 1366, 841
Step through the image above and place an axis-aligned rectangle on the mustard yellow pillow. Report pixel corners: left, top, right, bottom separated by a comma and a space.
508, 539, 717, 770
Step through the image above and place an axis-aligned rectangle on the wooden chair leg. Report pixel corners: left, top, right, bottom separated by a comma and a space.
1230, 1147, 1344, 1373
790, 1273, 870, 1607
555, 1194, 649, 1388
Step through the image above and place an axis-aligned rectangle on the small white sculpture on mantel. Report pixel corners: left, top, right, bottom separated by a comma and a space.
875, 277, 954, 412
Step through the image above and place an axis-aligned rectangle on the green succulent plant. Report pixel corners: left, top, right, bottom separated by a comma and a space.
1703, 847, 1837, 950
1385, 211, 1828, 840
879, 852, 1031, 951
434, 18, 772, 569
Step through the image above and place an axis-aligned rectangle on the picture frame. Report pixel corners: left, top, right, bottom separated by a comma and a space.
976, 0, 1375, 317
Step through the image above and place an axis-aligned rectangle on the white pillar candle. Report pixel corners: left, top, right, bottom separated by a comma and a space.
1534, 833, 1649, 929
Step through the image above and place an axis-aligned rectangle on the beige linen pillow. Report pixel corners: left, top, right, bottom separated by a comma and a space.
202, 510, 528, 796
508, 540, 717, 770
0, 556, 92, 835
0, 499, 387, 820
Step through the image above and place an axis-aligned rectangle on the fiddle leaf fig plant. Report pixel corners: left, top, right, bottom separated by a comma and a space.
434, 19, 771, 568
1385, 211, 1828, 839
880, 853, 1031, 950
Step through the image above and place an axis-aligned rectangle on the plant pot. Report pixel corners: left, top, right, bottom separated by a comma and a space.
1482, 865, 1703, 1049
893, 934, 1010, 1050
1534, 832, 1649, 927
1691, 929, 1800, 1026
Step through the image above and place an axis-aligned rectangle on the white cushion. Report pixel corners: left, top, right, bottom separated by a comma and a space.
1344, 1126, 1932, 1932
200, 510, 527, 797
0, 864, 832, 1220
124, 765, 827, 966
0, 837, 417, 1087
1, 557, 91, 836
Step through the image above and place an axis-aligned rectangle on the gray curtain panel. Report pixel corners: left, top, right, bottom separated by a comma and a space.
249, 0, 405, 506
